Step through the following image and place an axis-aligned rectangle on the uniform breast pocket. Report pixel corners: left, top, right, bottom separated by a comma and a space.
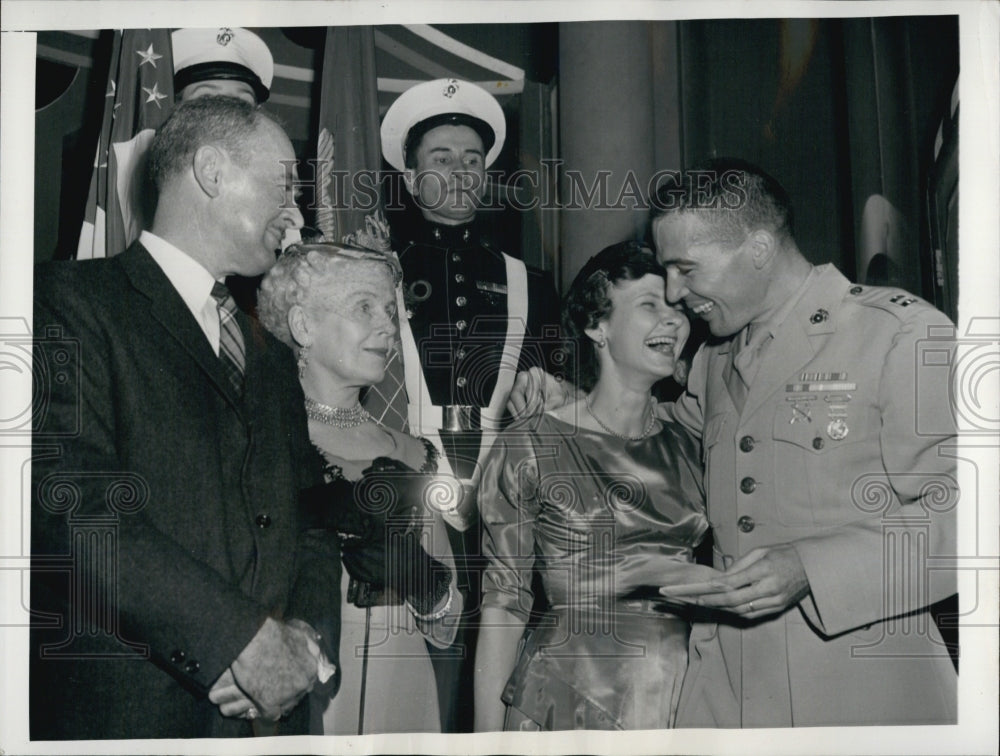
771, 403, 880, 527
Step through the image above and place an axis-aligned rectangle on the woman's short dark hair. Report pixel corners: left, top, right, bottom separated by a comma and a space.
562, 240, 664, 392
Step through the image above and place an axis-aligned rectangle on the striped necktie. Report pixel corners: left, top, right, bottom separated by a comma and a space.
210, 281, 245, 393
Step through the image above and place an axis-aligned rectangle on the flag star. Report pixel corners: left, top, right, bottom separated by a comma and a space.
106, 79, 117, 98
142, 82, 168, 108
136, 43, 162, 68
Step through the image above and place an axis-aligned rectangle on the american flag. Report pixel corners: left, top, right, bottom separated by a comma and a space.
76, 29, 173, 259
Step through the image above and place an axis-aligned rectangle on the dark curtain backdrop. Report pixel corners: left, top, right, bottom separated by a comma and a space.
678, 17, 959, 301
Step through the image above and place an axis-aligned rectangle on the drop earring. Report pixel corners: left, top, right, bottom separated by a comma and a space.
297, 344, 311, 379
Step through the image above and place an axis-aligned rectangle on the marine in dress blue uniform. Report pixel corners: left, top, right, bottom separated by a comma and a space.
376, 78, 562, 732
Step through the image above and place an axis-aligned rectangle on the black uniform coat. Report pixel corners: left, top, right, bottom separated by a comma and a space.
30, 243, 341, 739
392, 216, 562, 478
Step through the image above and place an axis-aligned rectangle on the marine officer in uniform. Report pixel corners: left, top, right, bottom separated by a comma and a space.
651, 159, 958, 727
377, 77, 562, 731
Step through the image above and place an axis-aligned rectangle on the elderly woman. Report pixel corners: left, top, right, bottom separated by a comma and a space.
473, 241, 710, 731
258, 242, 460, 734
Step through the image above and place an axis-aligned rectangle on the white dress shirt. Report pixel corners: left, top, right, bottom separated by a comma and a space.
140, 230, 223, 356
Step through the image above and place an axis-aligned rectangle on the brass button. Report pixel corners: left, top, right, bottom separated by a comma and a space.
737, 515, 755, 533
740, 477, 757, 494
739, 435, 755, 453
456, 296, 467, 306
812, 437, 825, 450
850, 285, 863, 295
454, 273, 465, 283
456, 348, 466, 360
456, 320, 467, 331
255, 514, 271, 528
456, 376, 468, 388
451, 252, 461, 262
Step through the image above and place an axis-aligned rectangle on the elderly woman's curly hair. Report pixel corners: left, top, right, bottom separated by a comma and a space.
258, 242, 399, 348
562, 240, 664, 392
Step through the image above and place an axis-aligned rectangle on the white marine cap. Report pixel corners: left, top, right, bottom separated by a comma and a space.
380, 78, 506, 172
172, 27, 274, 103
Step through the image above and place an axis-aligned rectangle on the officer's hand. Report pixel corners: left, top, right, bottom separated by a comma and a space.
684, 545, 811, 620
507, 367, 576, 418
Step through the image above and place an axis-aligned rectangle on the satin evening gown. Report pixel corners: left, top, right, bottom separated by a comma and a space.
479, 413, 708, 730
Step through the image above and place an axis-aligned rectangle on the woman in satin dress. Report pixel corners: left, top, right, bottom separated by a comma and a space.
473, 241, 708, 731
258, 241, 461, 734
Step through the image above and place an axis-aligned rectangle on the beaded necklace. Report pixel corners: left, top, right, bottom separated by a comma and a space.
585, 394, 657, 441
304, 397, 373, 429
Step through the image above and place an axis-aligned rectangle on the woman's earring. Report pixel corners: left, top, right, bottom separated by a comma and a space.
596, 337, 607, 348
297, 344, 310, 379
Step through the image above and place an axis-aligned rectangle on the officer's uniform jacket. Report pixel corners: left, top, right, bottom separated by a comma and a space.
668, 264, 957, 727
391, 217, 561, 487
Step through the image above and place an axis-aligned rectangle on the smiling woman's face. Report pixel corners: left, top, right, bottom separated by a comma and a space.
595, 273, 691, 385
305, 261, 398, 389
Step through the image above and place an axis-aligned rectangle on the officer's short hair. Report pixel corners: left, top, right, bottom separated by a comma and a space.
563, 240, 664, 392
148, 96, 275, 191
650, 158, 794, 246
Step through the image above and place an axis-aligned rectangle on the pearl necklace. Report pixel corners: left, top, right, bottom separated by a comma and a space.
304, 397, 374, 429
585, 394, 657, 441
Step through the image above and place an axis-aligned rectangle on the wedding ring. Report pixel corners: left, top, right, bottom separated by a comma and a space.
246, 706, 259, 720
748, 601, 755, 612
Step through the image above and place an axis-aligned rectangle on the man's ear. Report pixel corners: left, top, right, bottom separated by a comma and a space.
288, 304, 311, 349
402, 168, 416, 196
192, 145, 224, 198
747, 229, 777, 270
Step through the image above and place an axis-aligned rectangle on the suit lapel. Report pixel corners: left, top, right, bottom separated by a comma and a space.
118, 242, 244, 410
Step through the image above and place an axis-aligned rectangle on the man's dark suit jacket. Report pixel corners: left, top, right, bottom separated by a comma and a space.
30, 242, 341, 739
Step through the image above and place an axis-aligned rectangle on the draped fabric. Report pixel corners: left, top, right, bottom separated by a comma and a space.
315, 26, 384, 241
480, 413, 708, 729
77, 29, 174, 259
316, 26, 411, 433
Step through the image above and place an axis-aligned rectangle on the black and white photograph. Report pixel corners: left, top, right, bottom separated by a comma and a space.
1, 1, 997, 754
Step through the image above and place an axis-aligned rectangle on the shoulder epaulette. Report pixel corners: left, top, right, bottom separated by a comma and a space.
843, 283, 934, 320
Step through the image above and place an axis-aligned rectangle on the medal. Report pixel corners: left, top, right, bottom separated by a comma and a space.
827, 418, 849, 440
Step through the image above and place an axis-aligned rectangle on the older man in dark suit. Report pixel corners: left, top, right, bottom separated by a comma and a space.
31, 97, 340, 739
